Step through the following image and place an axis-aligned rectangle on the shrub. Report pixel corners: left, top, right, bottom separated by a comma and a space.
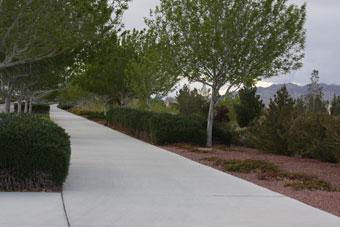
14, 103, 50, 114
107, 108, 232, 146
287, 113, 340, 163
192, 115, 232, 146
87, 114, 106, 120
204, 158, 279, 173
234, 87, 264, 128
57, 103, 74, 110
149, 113, 206, 146
176, 85, 209, 117
69, 108, 104, 116
249, 85, 296, 155
214, 105, 231, 123
0, 113, 71, 191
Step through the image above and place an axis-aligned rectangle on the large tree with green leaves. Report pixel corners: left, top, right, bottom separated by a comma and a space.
0, 0, 129, 112
0, 0, 128, 70
148, 0, 306, 147
125, 29, 180, 110
76, 32, 135, 115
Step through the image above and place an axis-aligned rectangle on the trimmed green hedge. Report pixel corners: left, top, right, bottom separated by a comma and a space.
0, 113, 71, 191
57, 103, 74, 110
107, 108, 232, 146
14, 103, 50, 114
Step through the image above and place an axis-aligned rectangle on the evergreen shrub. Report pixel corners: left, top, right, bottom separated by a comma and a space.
0, 113, 71, 191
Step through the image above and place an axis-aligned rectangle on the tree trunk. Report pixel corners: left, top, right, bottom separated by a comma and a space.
29, 97, 33, 113
4, 97, 10, 113
17, 98, 22, 113
24, 99, 28, 113
147, 99, 153, 111
206, 96, 215, 147
104, 99, 109, 116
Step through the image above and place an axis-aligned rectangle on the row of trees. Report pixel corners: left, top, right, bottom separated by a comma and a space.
0, 0, 130, 112
2, 0, 307, 147
68, 0, 307, 147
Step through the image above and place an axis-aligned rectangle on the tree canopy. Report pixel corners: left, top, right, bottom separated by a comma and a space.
148, 0, 306, 146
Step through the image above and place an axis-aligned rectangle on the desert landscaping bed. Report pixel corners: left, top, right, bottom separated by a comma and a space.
162, 144, 340, 217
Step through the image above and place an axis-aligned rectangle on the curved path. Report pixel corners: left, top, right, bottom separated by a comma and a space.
1, 105, 340, 227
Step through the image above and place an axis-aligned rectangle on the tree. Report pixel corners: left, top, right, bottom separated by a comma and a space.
176, 85, 209, 117
305, 70, 327, 113
126, 29, 180, 110
148, 0, 306, 147
294, 96, 306, 113
77, 32, 135, 115
251, 84, 296, 155
0, 0, 128, 70
330, 94, 340, 116
234, 87, 264, 127
0, 0, 129, 111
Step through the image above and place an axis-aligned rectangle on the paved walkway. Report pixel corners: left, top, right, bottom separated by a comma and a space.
1, 105, 340, 227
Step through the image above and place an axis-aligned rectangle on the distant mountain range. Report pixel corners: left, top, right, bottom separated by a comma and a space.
256, 83, 340, 104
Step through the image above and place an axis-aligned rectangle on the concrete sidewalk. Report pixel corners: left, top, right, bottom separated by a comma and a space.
49, 105, 340, 227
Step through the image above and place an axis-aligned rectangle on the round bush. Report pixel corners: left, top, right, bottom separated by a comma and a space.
0, 113, 71, 191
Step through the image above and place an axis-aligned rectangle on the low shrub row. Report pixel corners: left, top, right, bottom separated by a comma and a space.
106, 108, 232, 146
57, 103, 74, 110
0, 113, 71, 191
69, 108, 104, 116
14, 103, 50, 114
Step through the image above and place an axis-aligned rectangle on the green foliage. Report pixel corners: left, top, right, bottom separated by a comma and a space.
204, 157, 337, 191
106, 108, 232, 146
284, 179, 332, 191
87, 114, 106, 120
69, 108, 104, 116
125, 29, 179, 109
0, 0, 128, 70
330, 94, 340, 116
41, 90, 59, 102
250, 85, 296, 155
294, 96, 306, 113
217, 94, 240, 127
14, 103, 50, 114
204, 157, 279, 174
148, 114, 207, 146
287, 113, 340, 163
248, 85, 340, 163
148, 0, 306, 147
234, 87, 264, 127
304, 70, 327, 113
0, 113, 71, 191
77, 32, 135, 107
151, 101, 178, 114
57, 104, 74, 110
176, 85, 209, 117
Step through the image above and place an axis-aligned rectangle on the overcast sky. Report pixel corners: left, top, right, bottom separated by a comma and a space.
122, 0, 340, 86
